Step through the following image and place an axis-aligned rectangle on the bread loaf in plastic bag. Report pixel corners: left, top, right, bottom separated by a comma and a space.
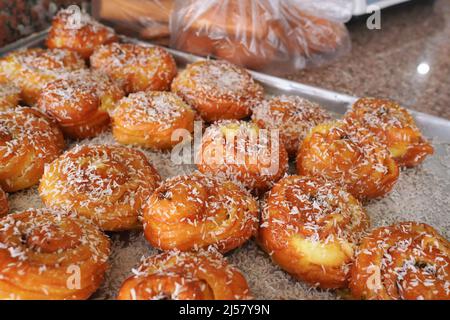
170, 0, 352, 74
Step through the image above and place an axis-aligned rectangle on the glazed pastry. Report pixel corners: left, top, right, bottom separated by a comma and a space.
0, 208, 110, 300
0, 187, 7, 216
0, 82, 20, 110
171, 60, 264, 122
39, 145, 161, 231
47, 8, 118, 59
118, 250, 252, 300
0, 107, 65, 192
90, 43, 177, 94
345, 97, 434, 167
38, 69, 124, 139
259, 176, 369, 289
251, 95, 331, 157
142, 172, 258, 253
197, 120, 288, 192
296, 121, 399, 200
350, 222, 450, 300
0, 48, 85, 105
112, 91, 195, 150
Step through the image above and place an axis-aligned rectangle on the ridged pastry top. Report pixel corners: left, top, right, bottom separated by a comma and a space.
113, 91, 193, 131
39, 69, 124, 121
0, 208, 109, 264
173, 60, 263, 104
0, 48, 85, 79
0, 107, 64, 166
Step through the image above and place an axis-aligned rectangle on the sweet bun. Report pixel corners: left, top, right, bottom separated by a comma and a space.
197, 120, 288, 192
297, 120, 399, 200
259, 175, 369, 289
0, 48, 85, 105
171, 60, 263, 122
173, 0, 277, 70
38, 69, 124, 139
350, 222, 450, 300
39, 144, 161, 231
0, 107, 65, 192
118, 250, 252, 300
112, 91, 195, 150
252, 95, 331, 157
90, 43, 177, 94
142, 172, 259, 253
0, 82, 20, 110
214, 39, 277, 72
283, 8, 349, 58
345, 97, 434, 167
0, 208, 110, 300
174, 29, 216, 58
47, 9, 118, 59
172, 0, 349, 70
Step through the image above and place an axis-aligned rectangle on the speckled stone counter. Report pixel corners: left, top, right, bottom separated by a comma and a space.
290, 0, 450, 120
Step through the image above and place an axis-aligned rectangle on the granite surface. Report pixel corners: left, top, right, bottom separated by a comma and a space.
290, 0, 450, 120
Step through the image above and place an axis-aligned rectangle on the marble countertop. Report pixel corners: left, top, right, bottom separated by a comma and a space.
290, 0, 450, 120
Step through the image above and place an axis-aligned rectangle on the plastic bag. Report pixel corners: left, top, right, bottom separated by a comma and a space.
170, 0, 351, 74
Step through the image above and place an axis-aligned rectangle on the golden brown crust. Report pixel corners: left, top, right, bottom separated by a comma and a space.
112, 91, 195, 150
38, 69, 124, 139
197, 120, 288, 193
283, 9, 349, 56
39, 144, 161, 231
47, 9, 118, 59
345, 98, 434, 167
171, 60, 264, 122
0, 82, 20, 111
251, 95, 331, 157
0, 187, 7, 217
117, 250, 252, 300
259, 175, 369, 289
296, 120, 399, 200
0, 208, 110, 300
0, 48, 86, 105
0, 107, 65, 192
142, 172, 259, 253
174, 1, 348, 69
350, 222, 450, 300
90, 43, 177, 94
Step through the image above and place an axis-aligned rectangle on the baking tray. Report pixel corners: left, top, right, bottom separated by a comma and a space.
1, 30, 449, 300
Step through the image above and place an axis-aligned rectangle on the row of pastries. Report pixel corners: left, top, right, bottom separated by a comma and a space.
0, 9, 448, 300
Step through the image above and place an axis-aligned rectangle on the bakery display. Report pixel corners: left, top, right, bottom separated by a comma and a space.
259, 175, 369, 289
197, 120, 289, 192
38, 69, 124, 139
117, 250, 252, 300
350, 222, 450, 300
112, 91, 195, 150
0, 82, 20, 111
39, 145, 161, 231
0, 208, 110, 300
0, 48, 86, 105
142, 172, 258, 253
90, 42, 177, 94
0, 107, 65, 192
0, 11, 444, 300
171, 60, 264, 122
297, 120, 400, 200
47, 8, 118, 59
345, 97, 434, 167
252, 95, 331, 157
